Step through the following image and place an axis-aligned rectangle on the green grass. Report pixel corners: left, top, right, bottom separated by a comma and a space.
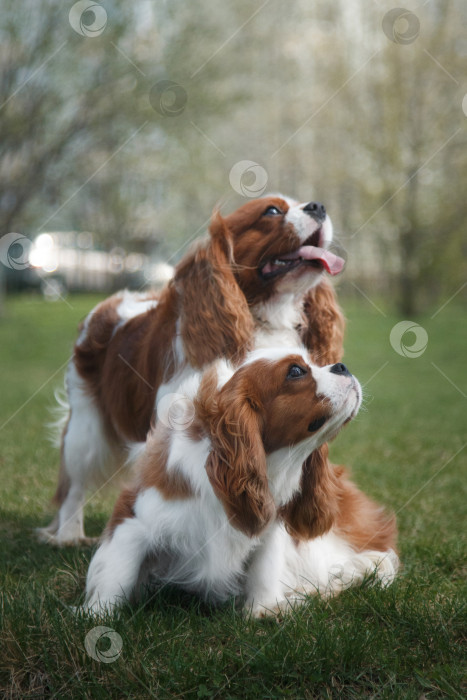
1, 293, 466, 699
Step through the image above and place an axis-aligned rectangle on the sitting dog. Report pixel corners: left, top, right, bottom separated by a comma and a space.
83, 347, 398, 616
38, 195, 347, 545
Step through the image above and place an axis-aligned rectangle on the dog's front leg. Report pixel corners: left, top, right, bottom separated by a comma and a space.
243, 523, 293, 618
83, 519, 149, 614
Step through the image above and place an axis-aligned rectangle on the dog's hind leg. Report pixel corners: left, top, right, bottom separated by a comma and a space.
36, 364, 124, 546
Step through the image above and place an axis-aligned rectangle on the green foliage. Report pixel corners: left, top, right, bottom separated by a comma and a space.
0, 295, 465, 698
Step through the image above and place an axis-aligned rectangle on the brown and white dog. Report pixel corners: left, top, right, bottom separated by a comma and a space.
38, 195, 347, 545
83, 347, 398, 616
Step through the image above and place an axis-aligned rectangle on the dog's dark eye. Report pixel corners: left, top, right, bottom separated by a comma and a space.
287, 364, 307, 379
308, 416, 327, 432
263, 205, 282, 216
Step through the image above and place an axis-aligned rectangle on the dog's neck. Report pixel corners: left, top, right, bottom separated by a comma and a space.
252, 293, 304, 348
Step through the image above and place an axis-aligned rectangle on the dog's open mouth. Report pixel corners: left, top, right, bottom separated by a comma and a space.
260, 229, 345, 280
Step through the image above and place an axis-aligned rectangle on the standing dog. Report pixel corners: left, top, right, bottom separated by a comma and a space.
38, 195, 347, 545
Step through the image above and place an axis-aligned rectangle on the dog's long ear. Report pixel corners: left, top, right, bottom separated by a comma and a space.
279, 444, 340, 540
300, 279, 345, 365
333, 465, 398, 553
203, 372, 275, 537
176, 211, 254, 369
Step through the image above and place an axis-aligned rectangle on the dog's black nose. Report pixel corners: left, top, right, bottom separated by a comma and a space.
330, 363, 351, 377
303, 201, 326, 223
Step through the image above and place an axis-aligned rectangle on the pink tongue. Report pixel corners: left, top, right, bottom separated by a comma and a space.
281, 246, 345, 276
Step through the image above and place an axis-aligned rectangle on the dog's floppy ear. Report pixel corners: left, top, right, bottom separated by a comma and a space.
176, 210, 254, 369
332, 465, 398, 553
300, 279, 345, 364
202, 370, 275, 537
279, 444, 340, 540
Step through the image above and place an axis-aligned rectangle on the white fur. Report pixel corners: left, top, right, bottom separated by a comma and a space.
242, 345, 310, 368
63, 364, 120, 487
76, 290, 158, 349
253, 294, 304, 348
267, 443, 316, 507
156, 364, 200, 405
285, 204, 320, 241
76, 302, 102, 347
126, 442, 147, 465
37, 364, 125, 545
284, 201, 334, 246
83, 350, 399, 615
244, 525, 398, 616
155, 322, 194, 405
85, 516, 150, 607
253, 198, 335, 330
48, 385, 70, 449
116, 290, 158, 322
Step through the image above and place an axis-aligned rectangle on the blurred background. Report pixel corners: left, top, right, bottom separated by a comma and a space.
1, 0, 466, 314
1, 9, 466, 692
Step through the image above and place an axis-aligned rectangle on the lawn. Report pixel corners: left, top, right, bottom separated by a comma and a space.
1, 293, 465, 699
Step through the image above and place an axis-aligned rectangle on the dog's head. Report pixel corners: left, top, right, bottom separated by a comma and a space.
175, 195, 345, 369
220, 195, 344, 304
200, 347, 360, 537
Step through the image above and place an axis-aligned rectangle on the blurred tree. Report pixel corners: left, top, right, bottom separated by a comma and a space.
274, 0, 467, 314
0, 0, 465, 313
354, 0, 467, 314
0, 0, 140, 236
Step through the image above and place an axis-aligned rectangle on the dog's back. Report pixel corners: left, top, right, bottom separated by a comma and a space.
75, 288, 178, 442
